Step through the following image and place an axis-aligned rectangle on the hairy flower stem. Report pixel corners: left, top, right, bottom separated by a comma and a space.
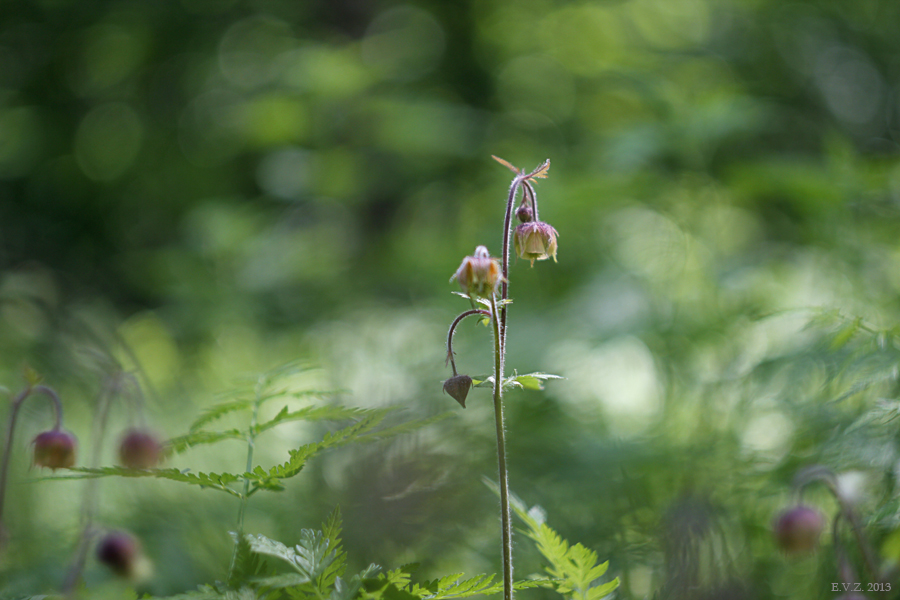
490, 159, 548, 600
446, 309, 492, 375
489, 293, 514, 600
0, 385, 63, 535
228, 376, 264, 580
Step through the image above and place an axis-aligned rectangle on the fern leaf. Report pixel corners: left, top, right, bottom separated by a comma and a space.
47, 467, 242, 497
253, 405, 389, 436
317, 506, 347, 590
190, 399, 253, 432
228, 530, 265, 588
166, 430, 245, 456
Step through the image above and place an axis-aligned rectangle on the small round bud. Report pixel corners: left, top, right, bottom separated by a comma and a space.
443, 375, 473, 408
515, 204, 533, 223
773, 505, 824, 554
513, 221, 559, 266
118, 428, 163, 469
451, 246, 502, 299
32, 429, 77, 470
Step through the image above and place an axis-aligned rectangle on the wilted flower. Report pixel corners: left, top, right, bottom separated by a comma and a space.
32, 429, 77, 470
451, 246, 502, 299
443, 374, 473, 408
514, 222, 558, 266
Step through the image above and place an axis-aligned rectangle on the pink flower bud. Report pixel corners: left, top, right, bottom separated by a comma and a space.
118, 429, 163, 469
96, 530, 142, 577
451, 246, 502, 299
513, 222, 558, 266
32, 429, 77, 470
443, 374, 473, 408
773, 505, 824, 554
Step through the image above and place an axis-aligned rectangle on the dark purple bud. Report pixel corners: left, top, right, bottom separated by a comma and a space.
515, 203, 533, 223
118, 429, 163, 469
32, 429, 77, 470
96, 530, 140, 577
443, 375, 473, 408
773, 505, 824, 554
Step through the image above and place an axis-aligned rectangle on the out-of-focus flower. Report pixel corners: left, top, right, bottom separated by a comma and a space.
32, 429, 77, 470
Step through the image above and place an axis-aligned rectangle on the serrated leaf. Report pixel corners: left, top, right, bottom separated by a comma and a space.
318, 506, 347, 590
46, 466, 242, 497
484, 480, 618, 600
166, 429, 245, 456
190, 399, 253, 432
251, 573, 312, 589
253, 405, 386, 436
228, 530, 265, 587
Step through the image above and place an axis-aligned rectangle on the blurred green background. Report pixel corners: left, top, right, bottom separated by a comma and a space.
3, 0, 900, 597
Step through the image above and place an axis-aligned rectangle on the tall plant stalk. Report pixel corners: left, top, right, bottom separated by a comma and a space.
445, 157, 556, 600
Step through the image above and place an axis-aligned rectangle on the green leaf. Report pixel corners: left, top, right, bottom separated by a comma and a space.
410, 574, 549, 600
510, 372, 563, 391
318, 506, 347, 590
252, 573, 312, 590
228, 530, 265, 588
190, 399, 253, 432
485, 480, 618, 600
253, 405, 387, 436
46, 466, 242, 497
166, 429, 245, 456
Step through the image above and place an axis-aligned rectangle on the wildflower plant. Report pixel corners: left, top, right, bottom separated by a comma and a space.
444, 157, 569, 600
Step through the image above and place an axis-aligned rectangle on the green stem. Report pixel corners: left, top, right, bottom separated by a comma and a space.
0, 387, 31, 536
490, 294, 513, 600
228, 377, 264, 580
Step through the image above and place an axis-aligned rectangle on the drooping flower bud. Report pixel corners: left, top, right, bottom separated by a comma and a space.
515, 203, 533, 223
96, 530, 152, 580
443, 374, 473, 408
32, 429, 77, 470
773, 505, 824, 555
451, 246, 502, 299
513, 222, 558, 266
118, 428, 163, 469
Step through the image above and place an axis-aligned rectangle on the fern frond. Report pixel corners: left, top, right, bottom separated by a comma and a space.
50, 466, 242, 497
190, 399, 254, 432
166, 429, 245, 455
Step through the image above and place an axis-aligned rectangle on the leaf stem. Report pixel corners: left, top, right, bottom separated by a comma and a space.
229, 376, 264, 579
490, 293, 513, 600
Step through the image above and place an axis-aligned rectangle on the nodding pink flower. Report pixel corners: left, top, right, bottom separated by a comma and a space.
32, 429, 77, 470
451, 246, 503, 299
118, 429, 163, 469
514, 222, 558, 266
96, 530, 152, 580
773, 505, 824, 555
